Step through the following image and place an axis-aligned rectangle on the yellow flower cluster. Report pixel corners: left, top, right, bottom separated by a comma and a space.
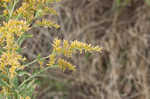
52, 38, 102, 57
70, 40, 102, 53
2, 20, 29, 36
14, 2, 34, 22
0, 20, 30, 47
47, 38, 103, 71
14, 0, 60, 22
0, 50, 25, 78
0, 19, 29, 78
52, 38, 62, 54
36, 19, 60, 28
47, 54, 56, 66
58, 58, 76, 71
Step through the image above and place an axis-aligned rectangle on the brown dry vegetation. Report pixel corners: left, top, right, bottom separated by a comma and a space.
22, 0, 150, 99
54, 0, 150, 99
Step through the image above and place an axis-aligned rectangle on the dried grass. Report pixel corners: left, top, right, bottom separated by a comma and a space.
53, 0, 150, 99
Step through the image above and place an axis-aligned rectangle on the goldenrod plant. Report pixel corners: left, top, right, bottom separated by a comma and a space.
0, 0, 103, 99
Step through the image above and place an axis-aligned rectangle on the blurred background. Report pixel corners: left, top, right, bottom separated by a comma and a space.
22, 0, 150, 99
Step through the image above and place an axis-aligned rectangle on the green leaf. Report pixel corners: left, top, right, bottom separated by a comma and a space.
23, 33, 33, 38
0, 48, 5, 55
17, 33, 33, 46
16, 47, 22, 53
12, 76, 19, 88
17, 71, 31, 76
7, 96, 12, 99
19, 79, 35, 97
0, 79, 9, 87
85, 52, 91, 60
37, 54, 42, 60
0, 73, 8, 80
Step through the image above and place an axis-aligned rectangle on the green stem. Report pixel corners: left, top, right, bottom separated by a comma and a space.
7, 0, 19, 19
23, 56, 49, 68
17, 64, 58, 90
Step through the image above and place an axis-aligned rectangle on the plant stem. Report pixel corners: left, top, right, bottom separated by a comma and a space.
24, 56, 49, 68
17, 64, 58, 90
8, 0, 19, 19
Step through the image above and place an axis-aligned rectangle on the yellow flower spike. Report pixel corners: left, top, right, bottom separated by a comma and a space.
63, 40, 72, 57
53, 24, 60, 29
51, 38, 102, 57
70, 40, 103, 53
92, 46, 103, 52
52, 38, 62, 53
36, 19, 60, 28
57, 58, 76, 71
47, 54, 56, 66
53, 38, 61, 47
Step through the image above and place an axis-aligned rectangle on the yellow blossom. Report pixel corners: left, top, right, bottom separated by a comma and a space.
0, 51, 25, 78
1, 20, 30, 39
47, 54, 56, 66
63, 40, 72, 57
13, 0, 60, 22
51, 39, 102, 57
70, 40, 103, 53
57, 58, 76, 71
52, 38, 62, 53
36, 19, 60, 28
